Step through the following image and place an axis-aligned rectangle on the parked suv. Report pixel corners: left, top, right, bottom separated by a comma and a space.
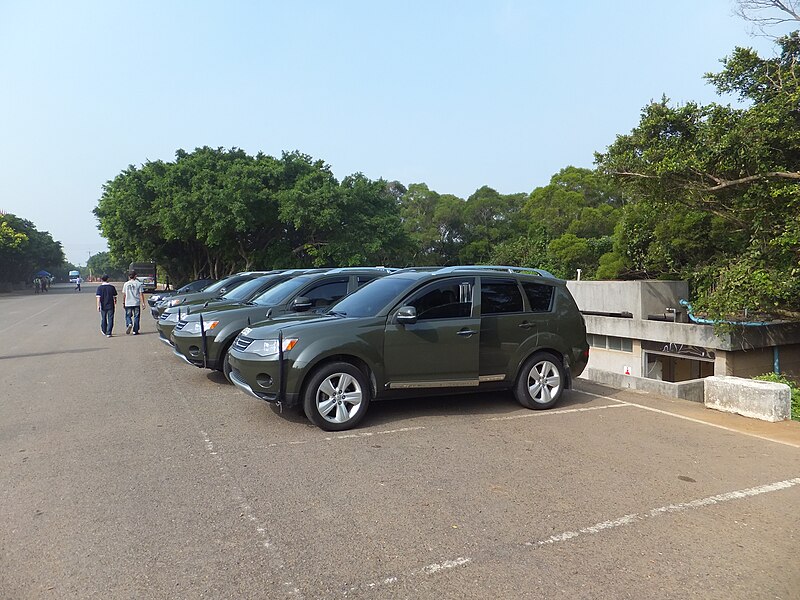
151, 271, 270, 319
171, 268, 394, 377
156, 270, 314, 345
148, 278, 214, 308
227, 266, 589, 431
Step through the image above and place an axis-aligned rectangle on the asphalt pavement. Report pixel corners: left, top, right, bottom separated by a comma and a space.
1, 283, 799, 599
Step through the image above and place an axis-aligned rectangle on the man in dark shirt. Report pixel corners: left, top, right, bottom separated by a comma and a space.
95, 274, 118, 337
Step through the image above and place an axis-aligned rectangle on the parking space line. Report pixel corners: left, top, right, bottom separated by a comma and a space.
575, 390, 800, 449
528, 477, 800, 548
487, 402, 632, 421
350, 478, 799, 595
252, 426, 426, 449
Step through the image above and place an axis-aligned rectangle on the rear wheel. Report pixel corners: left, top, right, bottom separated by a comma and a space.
514, 352, 565, 409
303, 362, 371, 431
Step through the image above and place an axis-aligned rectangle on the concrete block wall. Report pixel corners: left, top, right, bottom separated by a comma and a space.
704, 376, 790, 422
567, 280, 689, 320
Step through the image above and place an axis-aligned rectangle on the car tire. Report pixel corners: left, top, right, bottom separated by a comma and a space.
303, 362, 371, 431
222, 351, 233, 384
514, 352, 565, 410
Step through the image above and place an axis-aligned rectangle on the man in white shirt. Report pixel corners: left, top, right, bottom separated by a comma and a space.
122, 270, 146, 335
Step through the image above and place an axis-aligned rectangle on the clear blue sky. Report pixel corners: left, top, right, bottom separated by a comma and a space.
0, 1, 784, 266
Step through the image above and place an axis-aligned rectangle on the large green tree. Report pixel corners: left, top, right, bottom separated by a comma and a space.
596, 33, 800, 318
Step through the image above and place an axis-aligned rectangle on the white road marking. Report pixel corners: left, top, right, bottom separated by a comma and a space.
355, 557, 471, 593
254, 426, 426, 449
529, 477, 800, 548
487, 403, 632, 421
576, 389, 800, 449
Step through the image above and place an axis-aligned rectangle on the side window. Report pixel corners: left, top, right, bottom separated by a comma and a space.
357, 275, 376, 287
522, 282, 554, 313
303, 279, 349, 308
481, 278, 524, 314
405, 280, 472, 321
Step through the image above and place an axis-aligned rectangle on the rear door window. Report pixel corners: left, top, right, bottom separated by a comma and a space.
522, 282, 554, 312
480, 278, 524, 314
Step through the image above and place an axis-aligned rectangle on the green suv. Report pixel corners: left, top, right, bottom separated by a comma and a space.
227, 266, 589, 431
157, 270, 318, 345
171, 268, 395, 377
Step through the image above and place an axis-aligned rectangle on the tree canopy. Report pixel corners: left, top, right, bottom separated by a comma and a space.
596, 33, 800, 318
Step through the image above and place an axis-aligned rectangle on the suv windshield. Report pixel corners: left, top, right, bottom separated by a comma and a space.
328, 277, 414, 317
221, 277, 271, 301
203, 277, 241, 294
252, 276, 311, 306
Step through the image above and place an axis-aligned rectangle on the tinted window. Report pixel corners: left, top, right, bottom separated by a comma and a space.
329, 277, 415, 318
406, 280, 472, 321
522, 282, 554, 312
481, 278, 523, 314
303, 279, 348, 308
357, 275, 377, 287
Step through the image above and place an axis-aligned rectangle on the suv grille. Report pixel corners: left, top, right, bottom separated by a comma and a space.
174, 320, 188, 332
233, 335, 254, 352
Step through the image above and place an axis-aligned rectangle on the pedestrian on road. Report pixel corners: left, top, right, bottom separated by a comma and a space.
75, 276, 82, 292
95, 274, 117, 337
122, 270, 146, 335
33, 277, 40, 294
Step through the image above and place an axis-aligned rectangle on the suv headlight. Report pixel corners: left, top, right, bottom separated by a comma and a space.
168, 298, 183, 307
242, 338, 298, 357
183, 320, 219, 334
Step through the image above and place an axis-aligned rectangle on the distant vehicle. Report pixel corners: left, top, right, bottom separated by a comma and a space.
68, 270, 80, 283
129, 261, 157, 292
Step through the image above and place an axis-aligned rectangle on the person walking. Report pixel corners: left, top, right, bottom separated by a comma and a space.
95, 274, 117, 337
75, 275, 82, 292
122, 270, 146, 335
34, 277, 40, 294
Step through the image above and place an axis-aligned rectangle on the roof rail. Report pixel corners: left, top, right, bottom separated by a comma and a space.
324, 266, 397, 274
434, 265, 557, 278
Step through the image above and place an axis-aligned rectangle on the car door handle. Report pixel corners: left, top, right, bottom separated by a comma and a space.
457, 329, 478, 337
518, 321, 535, 329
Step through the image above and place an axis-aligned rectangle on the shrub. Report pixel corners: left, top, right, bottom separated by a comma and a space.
753, 373, 800, 421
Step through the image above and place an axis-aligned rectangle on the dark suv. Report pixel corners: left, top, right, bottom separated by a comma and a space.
151, 271, 271, 319
227, 266, 589, 431
171, 268, 395, 378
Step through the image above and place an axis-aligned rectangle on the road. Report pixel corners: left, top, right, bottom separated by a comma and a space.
1, 284, 799, 599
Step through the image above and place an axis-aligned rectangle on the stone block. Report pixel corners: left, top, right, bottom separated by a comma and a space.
704, 376, 790, 422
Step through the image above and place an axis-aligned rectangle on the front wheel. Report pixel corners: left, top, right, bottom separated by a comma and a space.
303, 362, 371, 431
514, 352, 565, 410
222, 351, 233, 384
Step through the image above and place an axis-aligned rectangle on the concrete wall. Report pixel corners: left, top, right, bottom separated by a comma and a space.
568, 280, 688, 320
580, 368, 705, 402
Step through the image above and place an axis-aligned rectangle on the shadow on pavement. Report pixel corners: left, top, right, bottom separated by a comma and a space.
0, 348, 105, 360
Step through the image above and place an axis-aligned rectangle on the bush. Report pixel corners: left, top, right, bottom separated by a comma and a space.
753, 373, 800, 421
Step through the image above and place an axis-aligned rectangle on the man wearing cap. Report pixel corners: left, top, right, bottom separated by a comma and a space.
95, 274, 118, 337
122, 270, 146, 335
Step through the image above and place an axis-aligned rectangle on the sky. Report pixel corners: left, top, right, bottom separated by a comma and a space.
0, 0, 786, 266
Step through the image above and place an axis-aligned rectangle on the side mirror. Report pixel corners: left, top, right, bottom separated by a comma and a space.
292, 296, 313, 311
396, 306, 417, 325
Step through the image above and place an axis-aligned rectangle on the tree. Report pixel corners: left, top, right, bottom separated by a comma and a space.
86, 252, 126, 280
596, 34, 800, 318
735, 1, 800, 35
0, 214, 66, 284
